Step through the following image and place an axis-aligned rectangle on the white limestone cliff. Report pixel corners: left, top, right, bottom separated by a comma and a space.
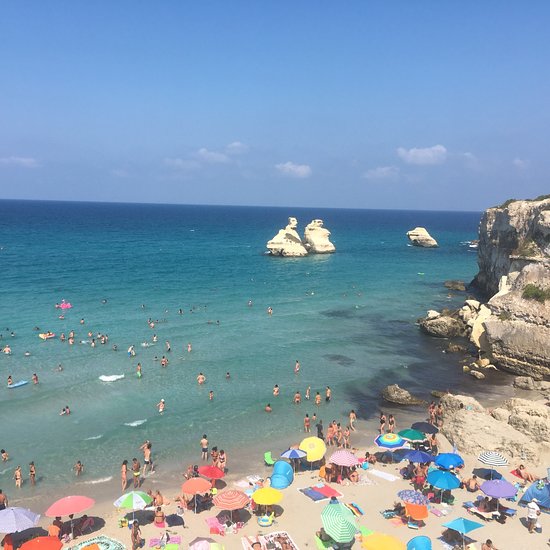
266, 217, 308, 257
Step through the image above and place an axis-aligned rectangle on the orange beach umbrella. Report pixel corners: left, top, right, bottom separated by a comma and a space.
181, 477, 212, 495
20, 537, 63, 550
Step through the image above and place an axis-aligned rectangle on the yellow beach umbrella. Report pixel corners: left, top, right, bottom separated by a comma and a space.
251, 487, 283, 506
362, 532, 406, 550
299, 436, 327, 462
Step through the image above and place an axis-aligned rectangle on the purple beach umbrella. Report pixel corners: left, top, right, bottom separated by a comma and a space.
480, 479, 517, 499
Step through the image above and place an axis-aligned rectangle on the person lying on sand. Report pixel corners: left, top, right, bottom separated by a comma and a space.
517, 464, 539, 483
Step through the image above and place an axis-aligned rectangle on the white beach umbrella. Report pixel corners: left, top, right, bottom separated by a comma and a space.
478, 451, 508, 467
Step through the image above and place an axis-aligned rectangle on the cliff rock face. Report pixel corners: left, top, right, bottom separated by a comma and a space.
406, 227, 438, 248
472, 197, 550, 379
303, 219, 336, 253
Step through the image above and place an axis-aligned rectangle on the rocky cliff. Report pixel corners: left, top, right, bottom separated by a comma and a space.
418, 196, 550, 379
267, 217, 335, 257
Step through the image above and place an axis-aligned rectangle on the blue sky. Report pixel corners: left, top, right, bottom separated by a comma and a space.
1, 1, 549, 210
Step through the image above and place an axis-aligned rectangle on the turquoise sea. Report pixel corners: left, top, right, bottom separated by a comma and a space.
0, 201, 484, 496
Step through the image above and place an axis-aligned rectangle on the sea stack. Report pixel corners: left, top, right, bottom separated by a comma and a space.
303, 219, 336, 254
266, 217, 309, 257
406, 227, 438, 248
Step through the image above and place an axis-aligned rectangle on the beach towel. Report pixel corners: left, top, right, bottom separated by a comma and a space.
345, 502, 364, 516
68, 535, 126, 550
510, 469, 523, 479
149, 536, 182, 547
299, 487, 327, 502
437, 535, 474, 550
264, 531, 300, 550
314, 484, 344, 498
389, 517, 405, 527
430, 508, 444, 517
368, 469, 400, 482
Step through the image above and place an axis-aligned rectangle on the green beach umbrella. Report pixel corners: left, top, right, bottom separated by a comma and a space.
321, 502, 357, 543
114, 491, 153, 520
398, 429, 426, 443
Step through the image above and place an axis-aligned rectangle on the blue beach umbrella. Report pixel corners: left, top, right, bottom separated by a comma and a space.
435, 453, 464, 470
407, 535, 432, 550
442, 517, 483, 549
427, 470, 461, 490
280, 449, 306, 460
403, 450, 433, 464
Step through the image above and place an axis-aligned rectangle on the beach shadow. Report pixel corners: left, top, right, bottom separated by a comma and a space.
12, 527, 48, 546
124, 509, 154, 525
214, 479, 227, 490
472, 467, 502, 480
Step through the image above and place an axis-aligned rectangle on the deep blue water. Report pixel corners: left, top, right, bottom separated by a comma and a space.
0, 200, 481, 494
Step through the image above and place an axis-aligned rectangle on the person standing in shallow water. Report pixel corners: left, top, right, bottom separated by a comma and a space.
29, 462, 36, 486
379, 412, 386, 434
200, 435, 208, 461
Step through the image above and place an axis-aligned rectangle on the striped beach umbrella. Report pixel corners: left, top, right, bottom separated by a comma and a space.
329, 450, 360, 467
280, 448, 306, 460
113, 491, 153, 511
213, 489, 249, 521
321, 502, 357, 543
478, 451, 508, 467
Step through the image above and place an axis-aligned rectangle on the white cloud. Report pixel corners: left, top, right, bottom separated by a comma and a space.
397, 144, 447, 165
226, 141, 249, 155
163, 157, 201, 171
0, 156, 39, 168
363, 165, 400, 181
194, 147, 230, 164
513, 157, 529, 169
275, 161, 312, 178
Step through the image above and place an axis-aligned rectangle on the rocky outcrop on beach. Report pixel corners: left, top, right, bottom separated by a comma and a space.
303, 219, 336, 254
418, 314, 467, 338
439, 393, 545, 464
267, 217, 335, 257
382, 384, 426, 406
406, 227, 438, 248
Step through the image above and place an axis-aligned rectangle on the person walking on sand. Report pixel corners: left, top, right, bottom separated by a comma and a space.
379, 412, 386, 434
526, 497, 540, 534
121, 460, 128, 492
200, 435, 208, 461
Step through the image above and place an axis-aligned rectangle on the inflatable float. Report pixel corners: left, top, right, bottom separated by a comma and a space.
99, 374, 125, 382
56, 300, 73, 309
39, 333, 56, 340
8, 380, 28, 389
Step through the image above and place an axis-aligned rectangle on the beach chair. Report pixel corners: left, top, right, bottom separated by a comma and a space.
264, 451, 275, 466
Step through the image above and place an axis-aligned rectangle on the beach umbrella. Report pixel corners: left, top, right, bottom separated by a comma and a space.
299, 436, 326, 463
404, 503, 429, 521
329, 449, 360, 467
375, 433, 406, 450
397, 490, 430, 506
0, 507, 40, 534
280, 449, 306, 460
478, 451, 508, 467
45, 496, 95, 518
411, 422, 438, 435
435, 453, 464, 470
213, 490, 249, 521
251, 487, 282, 506
114, 491, 153, 511
403, 450, 433, 464
362, 532, 406, 550
181, 477, 212, 495
321, 502, 357, 544
189, 538, 224, 550
480, 479, 517, 499
398, 429, 426, 443
407, 535, 432, 550
198, 465, 225, 480
426, 470, 461, 490
442, 517, 483, 550
19, 537, 62, 550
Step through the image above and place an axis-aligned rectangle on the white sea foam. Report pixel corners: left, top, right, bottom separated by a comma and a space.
124, 419, 147, 427
83, 476, 113, 484
84, 435, 103, 440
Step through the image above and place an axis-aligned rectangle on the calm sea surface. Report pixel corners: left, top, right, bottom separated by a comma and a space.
0, 201, 482, 494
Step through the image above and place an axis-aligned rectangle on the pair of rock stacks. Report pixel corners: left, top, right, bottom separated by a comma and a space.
266, 217, 336, 257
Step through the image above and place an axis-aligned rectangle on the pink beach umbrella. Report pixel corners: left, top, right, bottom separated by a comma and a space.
45, 496, 94, 518
329, 450, 360, 467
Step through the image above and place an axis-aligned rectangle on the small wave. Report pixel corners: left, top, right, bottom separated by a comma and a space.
84, 435, 103, 441
0, 467, 11, 475
124, 419, 147, 427
83, 476, 113, 485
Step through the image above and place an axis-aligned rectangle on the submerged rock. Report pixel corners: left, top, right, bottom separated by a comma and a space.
444, 280, 467, 291
406, 227, 438, 248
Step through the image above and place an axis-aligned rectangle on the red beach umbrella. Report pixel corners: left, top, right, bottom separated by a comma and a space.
20, 537, 63, 550
45, 495, 95, 517
197, 465, 225, 480
181, 477, 212, 495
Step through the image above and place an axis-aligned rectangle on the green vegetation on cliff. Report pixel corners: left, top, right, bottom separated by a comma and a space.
522, 283, 550, 303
